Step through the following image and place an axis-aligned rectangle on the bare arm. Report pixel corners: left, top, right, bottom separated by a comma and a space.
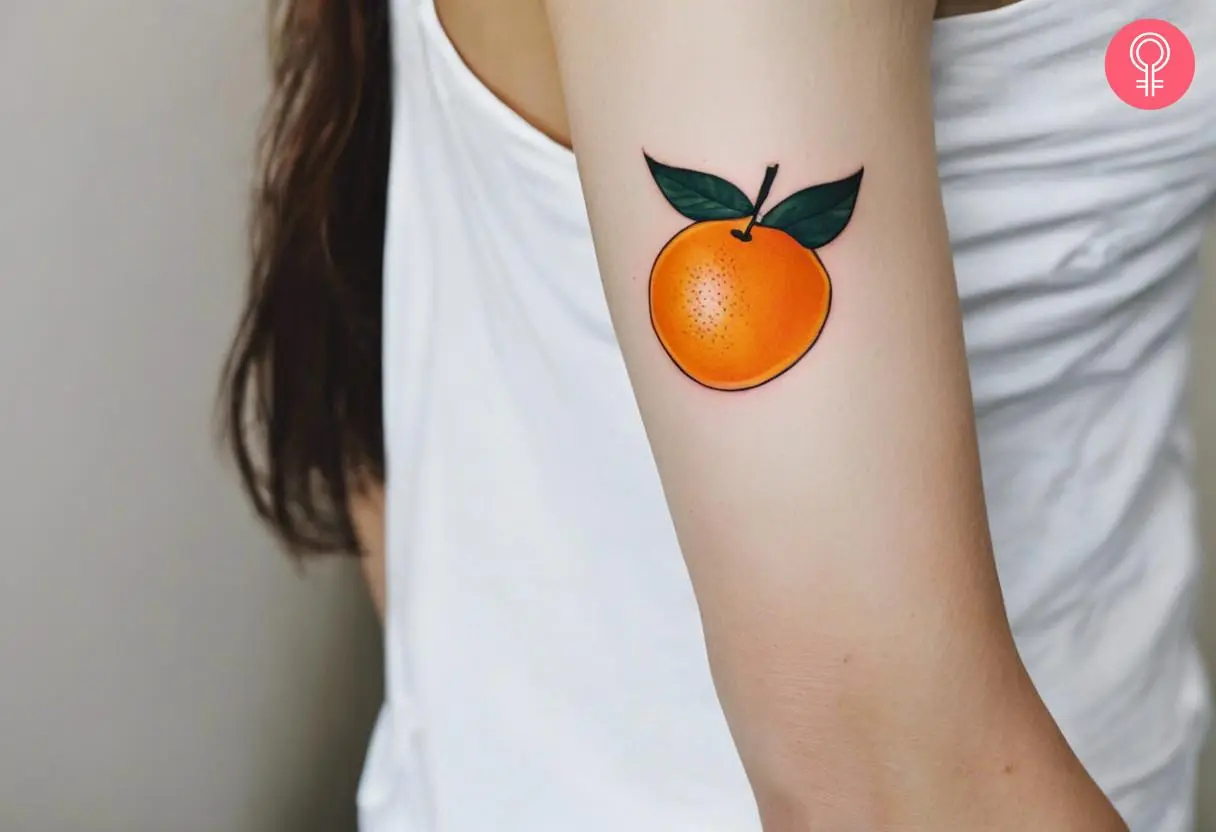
350, 480, 386, 620
542, 0, 1124, 828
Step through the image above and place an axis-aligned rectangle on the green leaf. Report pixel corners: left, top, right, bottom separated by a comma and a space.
644, 154, 754, 222
759, 168, 864, 250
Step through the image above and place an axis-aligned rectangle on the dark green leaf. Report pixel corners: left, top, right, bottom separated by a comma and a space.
644, 154, 754, 222
759, 168, 864, 250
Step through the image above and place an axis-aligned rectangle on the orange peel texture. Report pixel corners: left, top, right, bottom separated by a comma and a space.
643, 155, 863, 392
649, 219, 831, 391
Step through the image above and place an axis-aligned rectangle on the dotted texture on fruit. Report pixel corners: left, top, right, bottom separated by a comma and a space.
649, 218, 831, 391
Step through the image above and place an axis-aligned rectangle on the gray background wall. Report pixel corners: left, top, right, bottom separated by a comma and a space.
0, 3, 1213, 831
0, 4, 382, 831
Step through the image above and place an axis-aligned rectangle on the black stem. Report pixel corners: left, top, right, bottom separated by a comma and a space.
734, 164, 780, 242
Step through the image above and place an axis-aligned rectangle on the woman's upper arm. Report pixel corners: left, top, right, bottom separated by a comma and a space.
541, 1, 1121, 827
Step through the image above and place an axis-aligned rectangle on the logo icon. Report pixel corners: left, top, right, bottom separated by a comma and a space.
1106, 20, 1195, 110
1131, 32, 1170, 97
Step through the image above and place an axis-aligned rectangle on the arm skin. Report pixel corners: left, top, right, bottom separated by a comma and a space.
541, 1, 1127, 829
351, 484, 386, 619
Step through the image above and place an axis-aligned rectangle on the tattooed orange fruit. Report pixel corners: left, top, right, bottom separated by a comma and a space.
650, 218, 831, 391
644, 155, 863, 391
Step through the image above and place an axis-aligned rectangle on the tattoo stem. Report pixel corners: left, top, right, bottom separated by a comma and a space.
733, 164, 780, 242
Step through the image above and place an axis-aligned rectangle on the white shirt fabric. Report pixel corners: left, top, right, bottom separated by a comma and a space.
358, 1, 1216, 829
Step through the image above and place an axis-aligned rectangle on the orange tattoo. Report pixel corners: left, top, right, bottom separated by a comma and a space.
645, 155, 862, 391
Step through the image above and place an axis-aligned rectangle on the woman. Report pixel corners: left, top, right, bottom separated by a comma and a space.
222, 0, 1216, 828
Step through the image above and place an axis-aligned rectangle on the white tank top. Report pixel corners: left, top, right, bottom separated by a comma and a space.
359, 1, 1216, 829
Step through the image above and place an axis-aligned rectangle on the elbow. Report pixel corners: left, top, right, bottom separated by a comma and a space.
739, 718, 896, 832
740, 721, 1127, 832
747, 761, 890, 832
751, 782, 839, 832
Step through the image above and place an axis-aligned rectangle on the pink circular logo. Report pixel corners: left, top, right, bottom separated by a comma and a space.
1106, 19, 1195, 110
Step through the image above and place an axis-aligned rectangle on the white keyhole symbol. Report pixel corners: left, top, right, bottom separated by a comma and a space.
1131, 32, 1170, 97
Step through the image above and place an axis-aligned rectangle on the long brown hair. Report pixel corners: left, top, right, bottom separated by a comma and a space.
219, 0, 392, 556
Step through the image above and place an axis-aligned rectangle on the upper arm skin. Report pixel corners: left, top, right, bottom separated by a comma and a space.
541, 2, 1123, 828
